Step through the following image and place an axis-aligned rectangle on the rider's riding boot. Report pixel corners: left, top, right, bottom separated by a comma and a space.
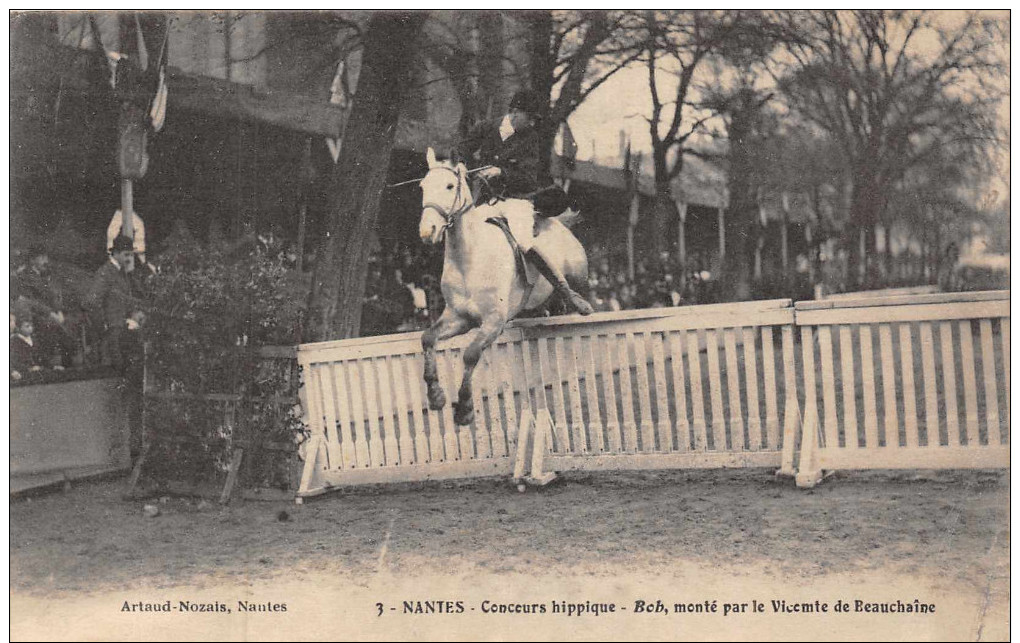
527, 248, 594, 316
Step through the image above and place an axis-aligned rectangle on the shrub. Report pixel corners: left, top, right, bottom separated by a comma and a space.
138, 239, 307, 488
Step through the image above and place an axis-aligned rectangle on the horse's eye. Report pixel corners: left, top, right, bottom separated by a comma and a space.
446, 184, 454, 190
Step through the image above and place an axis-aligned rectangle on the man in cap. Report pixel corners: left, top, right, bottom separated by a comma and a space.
87, 235, 146, 369
458, 89, 593, 315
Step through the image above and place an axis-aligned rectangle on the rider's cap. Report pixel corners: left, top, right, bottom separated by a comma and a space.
509, 89, 545, 118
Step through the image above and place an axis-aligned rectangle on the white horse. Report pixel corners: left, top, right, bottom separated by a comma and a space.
418, 148, 590, 426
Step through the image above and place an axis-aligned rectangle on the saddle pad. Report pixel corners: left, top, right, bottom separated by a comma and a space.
485, 216, 535, 286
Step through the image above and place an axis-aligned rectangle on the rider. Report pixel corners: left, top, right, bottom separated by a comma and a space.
458, 89, 594, 316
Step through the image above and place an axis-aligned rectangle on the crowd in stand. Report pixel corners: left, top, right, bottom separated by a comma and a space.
359, 241, 442, 336
11, 219, 727, 378
586, 251, 717, 313
355, 242, 719, 336
10, 233, 148, 383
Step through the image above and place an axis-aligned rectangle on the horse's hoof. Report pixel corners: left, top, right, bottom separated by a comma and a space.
427, 387, 446, 411
571, 296, 595, 316
453, 402, 474, 426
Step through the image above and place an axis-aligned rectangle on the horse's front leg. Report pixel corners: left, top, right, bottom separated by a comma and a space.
422, 310, 473, 411
453, 317, 507, 426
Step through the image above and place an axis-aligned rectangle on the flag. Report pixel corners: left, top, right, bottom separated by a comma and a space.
561, 122, 577, 172
326, 60, 349, 163
149, 65, 168, 132
148, 24, 169, 132
623, 138, 632, 184
133, 14, 149, 72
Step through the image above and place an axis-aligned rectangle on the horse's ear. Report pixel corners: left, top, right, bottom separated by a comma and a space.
426, 147, 437, 169
456, 162, 468, 179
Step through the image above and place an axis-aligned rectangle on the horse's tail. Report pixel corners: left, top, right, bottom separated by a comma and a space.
552, 207, 583, 229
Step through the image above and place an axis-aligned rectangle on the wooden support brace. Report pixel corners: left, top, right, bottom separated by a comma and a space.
526, 409, 558, 486
124, 447, 149, 499
795, 404, 822, 488
776, 404, 800, 479
795, 326, 823, 488
296, 435, 326, 503
512, 409, 534, 487
219, 448, 245, 505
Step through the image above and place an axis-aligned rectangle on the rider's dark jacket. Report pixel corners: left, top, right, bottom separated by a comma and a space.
459, 118, 570, 217
459, 117, 542, 197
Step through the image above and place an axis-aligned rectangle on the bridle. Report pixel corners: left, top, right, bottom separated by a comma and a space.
421, 166, 474, 236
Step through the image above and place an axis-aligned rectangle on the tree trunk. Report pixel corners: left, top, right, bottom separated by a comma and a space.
648, 135, 676, 257
478, 12, 506, 118
845, 160, 894, 290
304, 12, 428, 342
720, 101, 757, 302
526, 11, 556, 183
651, 183, 676, 259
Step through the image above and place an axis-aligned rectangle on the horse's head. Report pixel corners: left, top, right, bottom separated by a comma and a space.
418, 147, 472, 245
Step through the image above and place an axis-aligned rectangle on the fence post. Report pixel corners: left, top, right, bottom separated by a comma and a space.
777, 324, 800, 477
795, 326, 823, 488
512, 409, 534, 489
295, 435, 325, 504
526, 409, 558, 486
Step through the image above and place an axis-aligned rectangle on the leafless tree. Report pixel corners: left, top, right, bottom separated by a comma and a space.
774, 10, 1007, 288
304, 12, 428, 341
637, 10, 773, 256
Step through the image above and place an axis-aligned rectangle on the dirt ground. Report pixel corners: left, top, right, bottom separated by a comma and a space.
10, 468, 1011, 641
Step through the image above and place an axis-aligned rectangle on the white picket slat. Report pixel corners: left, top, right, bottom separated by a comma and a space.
668, 332, 691, 452
600, 334, 622, 453
616, 334, 638, 452
979, 319, 1001, 446
838, 325, 858, 449
818, 326, 839, 450
723, 328, 745, 451
563, 336, 588, 454
344, 361, 371, 468
1002, 319, 1010, 422
939, 322, 961, 447
632, 332, 656, 452
650, 332, 673, 452
959, 321, 979, 445
581, 335, 607, 452
878, 324, 899, 448
898, 324, 920, 449
688, 330, 708, 451
742, 327, 762, 451
761, 326, 780, 450
918, 323, 939, 448
705, 329, 727, 451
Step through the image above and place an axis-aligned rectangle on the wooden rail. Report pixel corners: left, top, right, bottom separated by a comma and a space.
292, 290, 1010, 499
793, 290, 1010, 487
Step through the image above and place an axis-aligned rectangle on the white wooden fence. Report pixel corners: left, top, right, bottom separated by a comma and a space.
515, 300, 800, 483
794, 290, 1010, 487
295, 290, 1010, 500
296, 300, 798, 499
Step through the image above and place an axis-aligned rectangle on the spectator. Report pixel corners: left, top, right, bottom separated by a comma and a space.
12, 246, 77, 367
106, 209, 146, 262
10, 310, 44, 377
87, 235, 146, 369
